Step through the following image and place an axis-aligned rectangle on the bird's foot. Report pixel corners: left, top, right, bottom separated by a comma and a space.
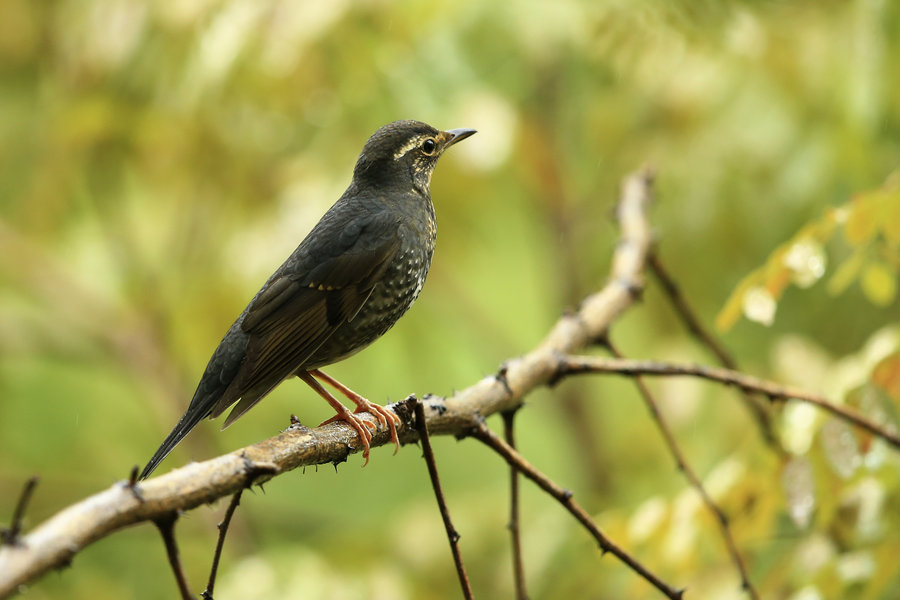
319, 400, 401, 465
321, 407, 376, 464
352, 398, 402, 457
309, 369, 402, 460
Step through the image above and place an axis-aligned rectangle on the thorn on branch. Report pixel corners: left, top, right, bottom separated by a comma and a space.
239, 456, 279, 488
422, 392, 448, 415
616, 276, 644, 301
124, 466, 145, 502
1, 476, 39, 547
388, 394, 417, 434
591, 328, 611, 349
495, 363, 513, 397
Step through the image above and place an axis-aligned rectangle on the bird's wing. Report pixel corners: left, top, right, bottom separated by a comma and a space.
209, 221, 401, 425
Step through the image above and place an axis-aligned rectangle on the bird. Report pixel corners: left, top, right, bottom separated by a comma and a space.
139, 120, 476, 479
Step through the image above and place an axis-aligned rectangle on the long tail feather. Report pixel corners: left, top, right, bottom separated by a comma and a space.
138, 406, 209, 480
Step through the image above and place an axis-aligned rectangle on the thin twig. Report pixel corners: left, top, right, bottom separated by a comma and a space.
555, 355, 900, 450
469, 420, 684, 600
201, 489, 244, 600
647, 252, 777, 447
502, 410, 529, 600
154, 513, 194, 600
413, 399, 474, 600
0, 477, 39, 547
604, 340, 759, 600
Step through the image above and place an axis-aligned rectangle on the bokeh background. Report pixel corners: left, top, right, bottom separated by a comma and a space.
1, 1, 899, 598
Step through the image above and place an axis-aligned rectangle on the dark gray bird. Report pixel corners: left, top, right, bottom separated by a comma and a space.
140, 120, 475, 479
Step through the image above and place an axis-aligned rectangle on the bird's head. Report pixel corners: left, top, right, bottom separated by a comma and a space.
352, 120, 476, 195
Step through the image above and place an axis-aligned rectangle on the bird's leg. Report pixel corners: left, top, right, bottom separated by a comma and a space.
297, 371, 374, 464
309, 369, 402, 456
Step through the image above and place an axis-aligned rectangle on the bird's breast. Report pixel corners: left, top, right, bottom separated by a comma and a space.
302, 221, 435, 368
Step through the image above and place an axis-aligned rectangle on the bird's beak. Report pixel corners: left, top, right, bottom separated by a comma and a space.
442, 128, 477, 148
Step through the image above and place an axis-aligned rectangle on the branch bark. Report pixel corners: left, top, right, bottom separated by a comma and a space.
0, 168, 655, 597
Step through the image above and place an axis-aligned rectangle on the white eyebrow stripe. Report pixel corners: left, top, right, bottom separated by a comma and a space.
393, 135, 426, 160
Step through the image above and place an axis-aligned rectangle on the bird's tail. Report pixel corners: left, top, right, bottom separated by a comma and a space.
138, 406, 209, 480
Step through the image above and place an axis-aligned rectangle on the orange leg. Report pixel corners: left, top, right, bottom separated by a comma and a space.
311, 369, 401, 457
297, 371, 374, 463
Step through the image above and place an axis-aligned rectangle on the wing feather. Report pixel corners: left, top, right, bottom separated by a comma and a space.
208, 224, 400, 424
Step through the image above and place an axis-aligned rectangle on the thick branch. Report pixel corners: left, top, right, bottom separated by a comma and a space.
0, 168, 655, 597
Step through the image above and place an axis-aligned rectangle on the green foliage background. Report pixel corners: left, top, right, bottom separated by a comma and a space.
1, 1, 899, 598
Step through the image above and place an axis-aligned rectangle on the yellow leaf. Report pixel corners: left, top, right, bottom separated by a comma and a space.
716, 273, 761, 332
827, 249, 865, 296
764, 266, 792, 299
844, 192, 880, 245
860, 261, 898, 306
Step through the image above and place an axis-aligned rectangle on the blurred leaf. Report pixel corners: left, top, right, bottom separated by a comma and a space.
843, 191, 881, 246
743, 284, 777, 326
819, 419, 860, 479
826, 248, 866, 296
717, 273, 761, 331
871, 351, 900, 404
883, 186, 900, 245
782, 456, 816, 530
785, 238, 827, 288
860, 261, 897, 307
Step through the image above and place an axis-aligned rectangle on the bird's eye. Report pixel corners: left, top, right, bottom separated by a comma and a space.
421, 138, 436, 155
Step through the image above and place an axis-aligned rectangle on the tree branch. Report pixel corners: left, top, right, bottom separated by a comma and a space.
603, 339, 759, 599
647, 252, 778, 448
0, 167, 655, 597
555, 355, 900, 450
468, 420, 684, 600
154, 513, 194, 600
0, 477, 40, 548
413, 398, 473, 599
201, 488, 244, 600
502, 409, 529, 600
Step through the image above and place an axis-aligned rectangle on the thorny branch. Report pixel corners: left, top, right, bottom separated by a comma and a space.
413, 398, 473, 600
4, 167, 896, 599
0, 167, 656, 597
202, 489, 244, 600
469, 420, 684, 600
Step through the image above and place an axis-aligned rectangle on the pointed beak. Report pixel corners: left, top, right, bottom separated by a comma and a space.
443, 128, 477, 148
